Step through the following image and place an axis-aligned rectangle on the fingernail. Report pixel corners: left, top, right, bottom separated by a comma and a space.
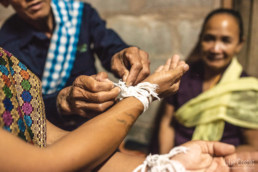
184, 64, 189, 71
123, 72, 129, 81
125, 81, 132, 86
104, 78, 112, 83
115, 87, 121, 92
123, 74, 128, 81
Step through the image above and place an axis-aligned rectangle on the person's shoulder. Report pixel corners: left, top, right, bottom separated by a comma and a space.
0, 14, 21, 44
0, 14, 20, 33
81, 2, 100, 15
81, 2, 95, 12
82, 2, 94, 9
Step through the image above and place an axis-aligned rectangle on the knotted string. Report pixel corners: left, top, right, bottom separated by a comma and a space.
133, 146, 188, 172
114, 80, 160, 112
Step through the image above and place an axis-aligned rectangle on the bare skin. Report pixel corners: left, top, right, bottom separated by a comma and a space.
158, 103, 175, 154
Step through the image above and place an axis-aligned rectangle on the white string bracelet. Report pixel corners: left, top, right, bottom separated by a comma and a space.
133, 146, 188, 172
114, 80, 160, 112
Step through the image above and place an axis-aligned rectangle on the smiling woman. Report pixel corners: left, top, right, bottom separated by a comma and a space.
156, 8, 258, 155
200, 12, 244, 75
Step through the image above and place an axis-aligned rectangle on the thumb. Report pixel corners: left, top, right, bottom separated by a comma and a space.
111, 55, 130, 82
95, 72, 113, 83
167, 63, 189, 83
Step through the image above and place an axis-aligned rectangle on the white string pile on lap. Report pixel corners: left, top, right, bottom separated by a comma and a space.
114, 80, 160, 112
133, 146, 188, 172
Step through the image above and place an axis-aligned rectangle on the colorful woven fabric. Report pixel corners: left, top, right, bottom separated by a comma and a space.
0, 47, 46, 147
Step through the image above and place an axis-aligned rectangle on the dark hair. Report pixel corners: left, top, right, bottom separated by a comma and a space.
200, 8, 244, 43
187, 8, 244, 63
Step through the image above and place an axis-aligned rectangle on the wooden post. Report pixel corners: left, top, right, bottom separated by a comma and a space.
222, 0, 233, 8
233, 0, 253, 70
247, 0, 258, 77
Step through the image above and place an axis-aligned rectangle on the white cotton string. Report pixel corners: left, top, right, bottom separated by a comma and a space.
133, 146, 188, 172
114, 80, 160, 112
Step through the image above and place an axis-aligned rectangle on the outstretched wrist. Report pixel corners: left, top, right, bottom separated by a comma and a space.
114, 80, 160, 112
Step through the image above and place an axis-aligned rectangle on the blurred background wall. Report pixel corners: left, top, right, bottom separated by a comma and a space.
1, 0, 257, 151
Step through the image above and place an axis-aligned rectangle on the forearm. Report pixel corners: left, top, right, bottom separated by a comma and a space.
48, 97, 144, 171
0, 129, 51, 171
0, 97, 143, 171
158, 103, 175, 154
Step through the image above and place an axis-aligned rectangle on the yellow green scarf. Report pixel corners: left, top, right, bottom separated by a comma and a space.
175, 58, 258, 141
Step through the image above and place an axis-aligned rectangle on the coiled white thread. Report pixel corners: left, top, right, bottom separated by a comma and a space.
114, 80, 160, 112
133, 146, 188, 172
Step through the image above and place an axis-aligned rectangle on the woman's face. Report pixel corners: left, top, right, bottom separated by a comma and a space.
200, 14, 243, 71
8, 0, 51, 21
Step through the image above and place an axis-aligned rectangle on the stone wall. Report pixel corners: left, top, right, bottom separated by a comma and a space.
0, 6, 14, 26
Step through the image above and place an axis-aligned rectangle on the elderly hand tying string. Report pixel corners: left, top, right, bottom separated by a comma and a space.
114, 80, 160, 112
113, 54, 189, 112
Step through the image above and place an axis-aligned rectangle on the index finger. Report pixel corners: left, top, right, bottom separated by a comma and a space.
133, 50, 150, 84
71, 87, 120, 103
124, 48, 143, 85
170, 54, 180, 70
166, 62, 189, 84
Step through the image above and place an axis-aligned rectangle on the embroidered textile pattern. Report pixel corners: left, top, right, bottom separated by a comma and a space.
0, 48, 46, 147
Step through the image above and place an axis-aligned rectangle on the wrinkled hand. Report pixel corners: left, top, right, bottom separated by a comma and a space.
111, 47, 150, 86
0, 0, 9, 7
143, 54, 189, 97
171, 140, 235, 172
225, 152, 258, 172
57, 72, 120, 118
